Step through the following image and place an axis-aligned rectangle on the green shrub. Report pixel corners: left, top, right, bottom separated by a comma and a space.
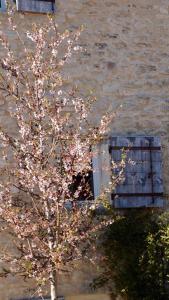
93, 210, 169, 300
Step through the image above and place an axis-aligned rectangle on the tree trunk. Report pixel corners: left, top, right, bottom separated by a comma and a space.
50, 269, 57, 300
44, 201, 58, 299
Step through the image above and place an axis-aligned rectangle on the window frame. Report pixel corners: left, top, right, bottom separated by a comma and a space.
92, 140, 111, 202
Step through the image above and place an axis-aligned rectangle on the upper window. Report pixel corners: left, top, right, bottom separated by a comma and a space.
0, 0, 6, 12
92, 136, 164, 209
16, 0, 55, 13
0, 0, 55, 13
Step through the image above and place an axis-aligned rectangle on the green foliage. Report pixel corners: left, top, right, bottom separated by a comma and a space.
94, 210, 169, 300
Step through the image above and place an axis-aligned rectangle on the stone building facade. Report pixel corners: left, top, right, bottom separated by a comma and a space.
0, 0, 169, 299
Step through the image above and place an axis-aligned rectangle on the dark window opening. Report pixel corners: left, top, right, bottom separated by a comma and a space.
70, 170, 94, 201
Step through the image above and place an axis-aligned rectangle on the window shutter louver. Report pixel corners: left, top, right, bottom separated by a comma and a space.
16, 0, 55, 13
110, 136, 164, 208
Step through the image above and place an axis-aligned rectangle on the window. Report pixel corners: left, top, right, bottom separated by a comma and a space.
0, 0, 6, 12
0, 0, 55, 13
92, 136, 164, 208
16, 0, 55, 13
70, 170, 94, 202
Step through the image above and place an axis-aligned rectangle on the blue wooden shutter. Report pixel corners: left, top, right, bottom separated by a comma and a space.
110, 136, 164, 208
16, 0, 55, 13
0, 0, 6, 12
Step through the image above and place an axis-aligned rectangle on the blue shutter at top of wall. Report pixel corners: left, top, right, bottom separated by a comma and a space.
0, 0, 6, 12
16, 0, 55, 13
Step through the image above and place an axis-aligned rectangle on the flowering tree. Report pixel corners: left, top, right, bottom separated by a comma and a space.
0, 13, 118, 300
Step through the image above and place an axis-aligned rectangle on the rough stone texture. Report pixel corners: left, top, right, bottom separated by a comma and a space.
0, 0, 169, 299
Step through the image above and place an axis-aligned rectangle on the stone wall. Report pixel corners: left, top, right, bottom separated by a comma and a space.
0, 0, 169, 299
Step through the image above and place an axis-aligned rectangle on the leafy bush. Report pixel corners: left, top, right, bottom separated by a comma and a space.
93, 210, 169, 300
